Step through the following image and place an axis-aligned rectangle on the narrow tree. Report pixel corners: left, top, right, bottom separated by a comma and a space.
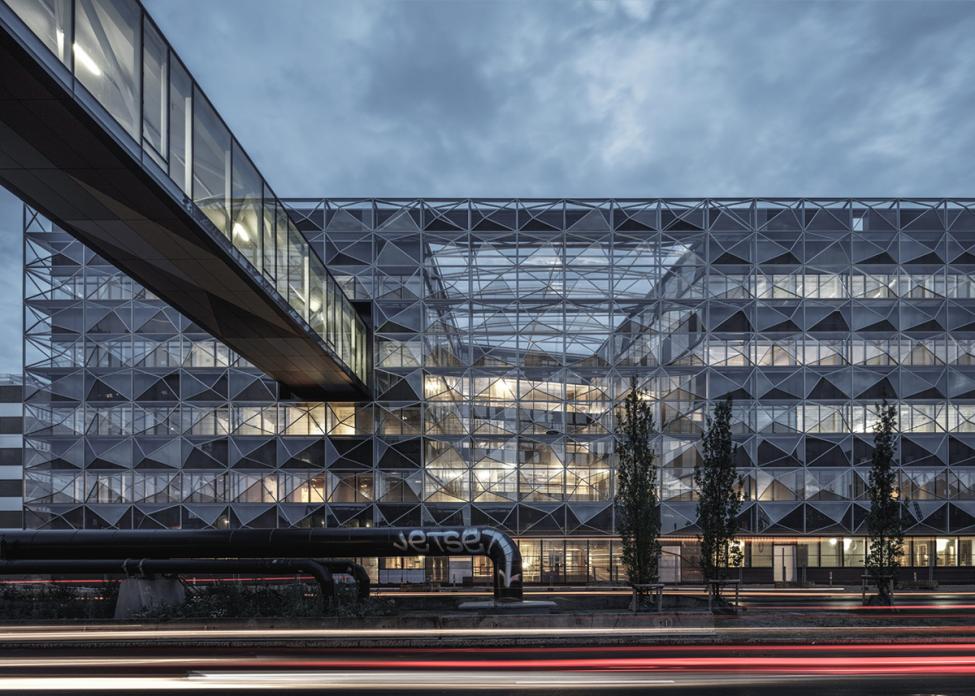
865, 400, 904, 605
615, 378, 661, 608
695, 398, 744, 605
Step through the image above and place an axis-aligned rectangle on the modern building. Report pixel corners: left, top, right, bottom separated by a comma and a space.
23, 197, 975, 585
7, 1, 975, 585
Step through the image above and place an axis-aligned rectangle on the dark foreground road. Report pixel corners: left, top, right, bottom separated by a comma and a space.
8, 587, 975, 692
5, 641, 975, 693
2, 671, 972, 694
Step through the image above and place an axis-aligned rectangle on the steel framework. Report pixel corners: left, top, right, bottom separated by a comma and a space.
22, 198, 975, 578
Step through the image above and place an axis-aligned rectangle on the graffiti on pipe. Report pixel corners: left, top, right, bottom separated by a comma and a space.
392, 528, 520, 588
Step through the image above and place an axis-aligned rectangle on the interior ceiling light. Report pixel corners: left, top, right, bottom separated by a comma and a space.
232, 222, 251, 244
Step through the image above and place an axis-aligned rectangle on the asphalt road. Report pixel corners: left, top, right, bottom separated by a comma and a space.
4, 641, 975, 693
9, 586, 975, 692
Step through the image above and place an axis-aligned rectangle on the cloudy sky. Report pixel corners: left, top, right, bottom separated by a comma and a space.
2, 0, 974, 370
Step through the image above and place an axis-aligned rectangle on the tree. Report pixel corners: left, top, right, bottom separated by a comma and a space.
615, 378, 661, 608
864, 400, 904, 605
695, 398, 744, 605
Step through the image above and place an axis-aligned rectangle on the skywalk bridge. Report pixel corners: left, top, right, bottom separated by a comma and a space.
0, 0, 368, 399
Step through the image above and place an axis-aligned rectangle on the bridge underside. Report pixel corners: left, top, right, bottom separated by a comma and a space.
0, 24, 365, 400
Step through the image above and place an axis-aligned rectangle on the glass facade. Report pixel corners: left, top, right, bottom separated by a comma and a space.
21, 198, 975, 582
2, 0, 367, 382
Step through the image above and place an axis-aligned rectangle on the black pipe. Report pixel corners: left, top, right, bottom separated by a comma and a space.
0, 527, 523, 601
0, 558, 370, 603
0, 558, 370, 600
0, 558, 336, 607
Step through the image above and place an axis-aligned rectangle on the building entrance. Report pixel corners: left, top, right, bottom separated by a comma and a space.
773, 544, 796, 583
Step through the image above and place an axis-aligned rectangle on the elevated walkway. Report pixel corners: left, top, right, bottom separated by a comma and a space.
0, 0, 368, 399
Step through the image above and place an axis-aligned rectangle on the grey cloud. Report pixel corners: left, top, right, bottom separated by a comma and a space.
142, 0, 975, 198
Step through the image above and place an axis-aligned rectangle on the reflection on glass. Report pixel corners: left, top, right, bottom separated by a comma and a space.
378, 471, 421, 503
274, 203, 289, 299
329, 471, 373, 503
87, 472, 131, 503
74, 0, 140, 138
346, 302, 355, 373
308, 258, 326, 337
356, 307, 365, 378
843, 537, 866, 567
341, 301, 352, 366
287, 220, 307, 319
192, 90, 230, 236
168, 57, 192, 194
141, 17, 167, 163
230, 142, 261, 269
6, 0, 71, 66
261, 185, 275, 279
282, 473, 325, 504
326, 275, 338, 350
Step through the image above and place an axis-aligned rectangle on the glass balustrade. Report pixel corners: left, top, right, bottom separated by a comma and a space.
2, 0, 367, 383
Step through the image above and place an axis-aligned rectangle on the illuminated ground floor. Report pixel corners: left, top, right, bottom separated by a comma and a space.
371, 536, 975, 586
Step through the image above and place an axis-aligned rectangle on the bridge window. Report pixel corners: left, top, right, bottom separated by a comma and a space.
142, 16, 167, 166
168, 56, 192, 195
6, 0, 72, 67
287, 220, 308, 319
274, 203, 290, 300
308, 256, 327, 337
326, 275, 339, 350
74, 0, 141, 140
230, 142, 262, 270
193, 89, 231, 236
262, 185, 276, 280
